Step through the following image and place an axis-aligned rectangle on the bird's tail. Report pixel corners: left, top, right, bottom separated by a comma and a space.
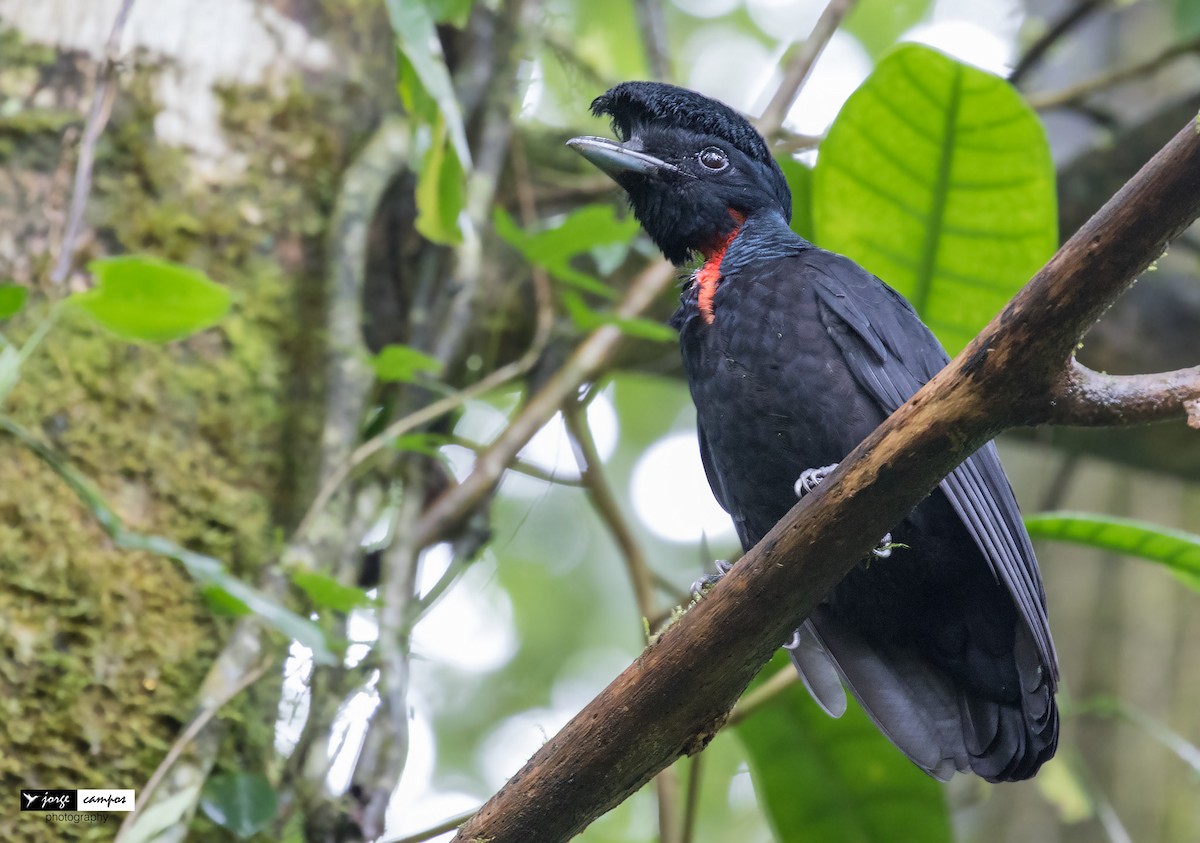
789, 609, 1058, 782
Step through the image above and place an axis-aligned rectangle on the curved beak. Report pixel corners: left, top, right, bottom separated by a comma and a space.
566, 136, 681, 181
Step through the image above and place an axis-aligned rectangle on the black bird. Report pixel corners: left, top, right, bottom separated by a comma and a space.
568, 82, 1058, 781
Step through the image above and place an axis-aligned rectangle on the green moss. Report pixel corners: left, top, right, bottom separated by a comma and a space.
0, 30, 363, 841
0, 27, 78, 166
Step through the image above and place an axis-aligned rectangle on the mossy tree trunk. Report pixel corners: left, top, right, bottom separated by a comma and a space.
0, 3, 396, 839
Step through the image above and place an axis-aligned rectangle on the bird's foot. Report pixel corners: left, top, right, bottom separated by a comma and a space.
795, 462, 896, 560
691, 558, 734, 597
872, 533, 895, 560
794, 463, 839, 498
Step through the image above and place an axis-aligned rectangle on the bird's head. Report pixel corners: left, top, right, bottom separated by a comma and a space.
567, 82, 791, 265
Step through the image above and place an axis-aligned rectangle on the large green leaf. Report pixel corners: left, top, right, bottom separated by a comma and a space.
386, 0, 470, 164
736, 652, 952, 843
200, 772, 278, 838
814, 44, 1056, 355
1025, 510, 1200, 592
72, 256, 231, 343
389, 1, 470, 244
414, 113, 467, 245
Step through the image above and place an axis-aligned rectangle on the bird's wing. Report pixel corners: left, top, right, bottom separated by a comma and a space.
698, 423, 753, 549
807, 251, 1057, 677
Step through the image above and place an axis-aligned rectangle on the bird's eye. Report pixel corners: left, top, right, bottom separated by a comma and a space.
698, 147, 728, 171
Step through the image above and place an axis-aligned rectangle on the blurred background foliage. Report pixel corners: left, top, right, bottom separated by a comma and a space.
1, 0, 1199, 842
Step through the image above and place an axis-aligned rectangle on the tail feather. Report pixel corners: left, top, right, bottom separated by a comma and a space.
786, 619, 847, 718
804, 608, 968, 780
794, 609, 1058, 782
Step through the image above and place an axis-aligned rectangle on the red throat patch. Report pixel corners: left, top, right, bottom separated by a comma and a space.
696, 210, 745, 324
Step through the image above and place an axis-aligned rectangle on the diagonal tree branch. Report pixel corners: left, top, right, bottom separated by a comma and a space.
449, 118, 1200, 843
1009, 0, 1108, 86
756, 0, 858, 136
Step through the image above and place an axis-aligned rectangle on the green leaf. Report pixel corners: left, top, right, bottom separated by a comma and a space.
371, 343, 443, 383
386, 0, 471, 165
414, 115, 466, 245
0, 283, 27, 319
428, 0, 473, 26
843, 0, 932, 57
201, 584, 251, 617
737, 652, 953, 843
292, 570, 373, 613
393, 431, 451, 456
1025, 510, 1200, 592
396, 49, 437, 120
777, 155, 815, 241
1177, 0, 1200, 39
200, 772, 278, 839
119, 533, 339, 664
121, 784, 203, 843
560, 291, 676, 342
814, 44, 1057, 355
494, 205, 640, 298
73, 256, 231, 343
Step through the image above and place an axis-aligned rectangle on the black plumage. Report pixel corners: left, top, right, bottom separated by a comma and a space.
568, 81, 1058, 781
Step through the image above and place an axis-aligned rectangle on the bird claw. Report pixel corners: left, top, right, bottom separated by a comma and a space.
691, 558, 733, 596
794, 463, 839, 498
872, 532, 894, 559
795, 463, 894, 560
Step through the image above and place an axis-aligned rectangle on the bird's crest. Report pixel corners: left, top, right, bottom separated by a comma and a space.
590, 82, 773, 165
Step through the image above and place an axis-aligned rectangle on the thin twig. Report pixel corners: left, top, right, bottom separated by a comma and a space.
679, 753, 704, 843
362, 467, 425, 839
379, 808, 478, 843
511, 131, 558, 351
51, 0, 136, 284
725, 667, 799, 728
450, 434, 584, 486
771, 130, 825, 155
116, 657, 275, 841
1009, 0, 1108, 86
634, 0, 671, 81
563, 401, 682, 843
412, 258, 675, 551
1027, 36, 1200, 110
756, 0, 857, 137
563, 404, 657, 623
295, 359, 529, 540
